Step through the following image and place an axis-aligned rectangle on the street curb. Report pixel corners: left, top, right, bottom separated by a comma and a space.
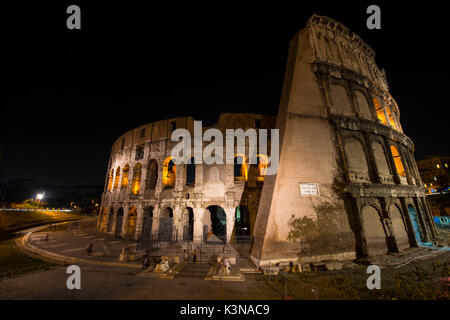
17, 223, 141, 269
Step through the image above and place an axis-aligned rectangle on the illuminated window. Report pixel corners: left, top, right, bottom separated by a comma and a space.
445, 163, 448, 168
436, 164, 440, 169
390, 146, 406, 177
107, 169, 114, 192
385, 105, 398, 130
434, 176, 437, 181
256, 154, 269, 181
131, 164, 142, 195
121, 165, 130, 189
234, 155, 248, 181
373, 98, 387, 125
163, 157, 176, 188
113, 167, 120, 189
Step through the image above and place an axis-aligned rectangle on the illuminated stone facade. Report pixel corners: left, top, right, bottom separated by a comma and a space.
98, 114, 276, 245
99, 14, 437, 266
251, 14, 437, 265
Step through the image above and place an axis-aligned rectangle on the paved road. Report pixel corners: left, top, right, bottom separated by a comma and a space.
0, 218, 283, 299
0, 262, 283, 299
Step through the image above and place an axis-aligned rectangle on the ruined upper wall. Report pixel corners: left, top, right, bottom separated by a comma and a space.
306, 14, 388, 91
110, 113, 276, 155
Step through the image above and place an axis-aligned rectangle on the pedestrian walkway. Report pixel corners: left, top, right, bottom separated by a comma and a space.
20, 218, 142, 268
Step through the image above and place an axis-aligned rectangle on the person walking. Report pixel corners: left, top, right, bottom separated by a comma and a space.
86, 242, 93, 256
193, 249, 197, 263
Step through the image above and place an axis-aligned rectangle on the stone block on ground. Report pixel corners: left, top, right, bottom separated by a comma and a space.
261, 265, 280, 276
323, 260, 343, 271
302, 263, 312, 272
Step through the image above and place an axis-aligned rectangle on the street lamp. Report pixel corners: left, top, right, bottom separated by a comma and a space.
36, 193, 45, 204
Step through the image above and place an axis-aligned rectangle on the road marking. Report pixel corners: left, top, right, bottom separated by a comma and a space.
45, 243, 68, 248
60, 248, 85, 253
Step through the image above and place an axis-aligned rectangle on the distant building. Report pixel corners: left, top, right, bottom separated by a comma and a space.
417, 156, 450, 193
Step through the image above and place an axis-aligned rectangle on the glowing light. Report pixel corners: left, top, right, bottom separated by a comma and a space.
36, 193, 44, 200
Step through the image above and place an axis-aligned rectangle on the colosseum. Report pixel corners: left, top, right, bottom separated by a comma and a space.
98, 14, 437, 266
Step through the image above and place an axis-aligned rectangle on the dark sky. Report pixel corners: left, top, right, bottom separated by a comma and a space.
2, 2, 449, 186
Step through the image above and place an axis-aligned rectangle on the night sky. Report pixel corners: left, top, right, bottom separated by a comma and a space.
2, 2, 449, 186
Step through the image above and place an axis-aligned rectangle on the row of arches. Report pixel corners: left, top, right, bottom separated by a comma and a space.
101, 204, 252, 243
107, 154, 270, 194
328, 83, 400, 131
343, 136, 411, 184
360, 203, 425, 256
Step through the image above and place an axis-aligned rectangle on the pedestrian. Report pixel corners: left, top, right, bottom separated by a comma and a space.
142, 256, 150, 269
183, 249, 188, 262
193, 249, 197, 263
45, 233, 49, 242
86, 242, 93, 256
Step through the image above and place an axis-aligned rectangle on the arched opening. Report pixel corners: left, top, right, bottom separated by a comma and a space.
162, 157, 176, 188
256, 154, 268, 181
234, 155, 247, 181
158, 207, 173, 241
141, 206, 154, 236
185, 157, 196, 186
344, 138, 369, 182
145, 159, 158, 190
107, 169, 114, 192
115, 207, 124, 235
385, 105, 398, 130
330, 84, 353, 116
355, 91, 372, 120
373, 97, 388, 125
372, 141, 392, 183
113, 167, 120, 190
235, 205, 251, 240
107, 207, 114, 232
361, 206, 388, 256
206, 205, 227, 243
126, 207, 137, 235
121, 165, 130, 189
407, 205, 423, 244
182, 207, 194, 241
131, 163, 142, 195
390, 146, 406, 177
389, 204, 409, 250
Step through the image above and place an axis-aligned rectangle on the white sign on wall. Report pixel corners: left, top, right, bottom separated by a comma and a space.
300, 183, 319, 196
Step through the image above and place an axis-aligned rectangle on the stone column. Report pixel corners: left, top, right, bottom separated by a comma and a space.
173, 204, 182, 242
151, 204, 160, 238
225, 207, 236, 244
193, 207, 204, 243
121, 206, 129, 237
134, 204, 144, 239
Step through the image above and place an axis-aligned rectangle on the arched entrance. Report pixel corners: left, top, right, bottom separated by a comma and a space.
126, 206, 137, 235
142, 206, 154, 236
107, 207, 115, 232
407, 205, 423, 244
206, 205, 227, 243
235, 205, 250, 240
158, 207, 173, 241
389, 204, 409, 250
182, 207, 194, 241
361, 206, 387, 256
115, 207, 124, 235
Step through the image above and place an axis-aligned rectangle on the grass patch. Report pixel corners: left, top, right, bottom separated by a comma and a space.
0, 210, 81, 232
0, 234, 54, 278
